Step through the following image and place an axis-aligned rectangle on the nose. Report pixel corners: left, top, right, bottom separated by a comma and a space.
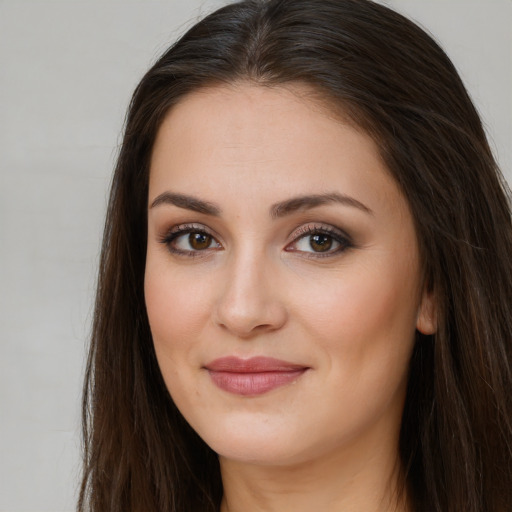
213, 250, 288, 339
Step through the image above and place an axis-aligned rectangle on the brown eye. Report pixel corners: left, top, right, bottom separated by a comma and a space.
188, 232, 213, 250
287, 226, 350, 257
164, 228, 221, 255
309, 234, 333, 252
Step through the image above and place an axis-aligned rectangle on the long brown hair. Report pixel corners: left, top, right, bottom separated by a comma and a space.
79, 1, 512, 510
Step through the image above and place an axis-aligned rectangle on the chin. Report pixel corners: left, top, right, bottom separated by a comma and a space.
192, 413, 306, 465
215, 439, 304, 466
197, 414, 337, 468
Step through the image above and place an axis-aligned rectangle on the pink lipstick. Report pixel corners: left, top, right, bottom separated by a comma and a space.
204, 356, 308, 396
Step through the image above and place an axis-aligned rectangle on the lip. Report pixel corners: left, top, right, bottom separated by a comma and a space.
204, 356, 309, 396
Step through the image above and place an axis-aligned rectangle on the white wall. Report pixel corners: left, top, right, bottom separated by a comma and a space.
0, 1, 510, 510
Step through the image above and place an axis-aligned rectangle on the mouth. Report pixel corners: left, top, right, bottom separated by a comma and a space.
204, 356, 309, 396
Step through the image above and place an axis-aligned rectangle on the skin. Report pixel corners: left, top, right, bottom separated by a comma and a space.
145, 83, 436, 512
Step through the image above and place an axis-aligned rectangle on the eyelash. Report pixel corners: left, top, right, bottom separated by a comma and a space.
159, 223, 220, 258
159, 223, 353, 259
286, 224, 352, 258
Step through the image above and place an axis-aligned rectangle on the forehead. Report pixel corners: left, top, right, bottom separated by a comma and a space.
148, 83, 404, 220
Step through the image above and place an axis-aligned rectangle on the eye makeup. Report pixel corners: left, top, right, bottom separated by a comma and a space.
158, 221, 353, 259
285, 223, 353, 258
158, 223, 222, 258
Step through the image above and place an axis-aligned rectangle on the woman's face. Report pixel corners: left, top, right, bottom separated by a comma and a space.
145, 84, 435, 466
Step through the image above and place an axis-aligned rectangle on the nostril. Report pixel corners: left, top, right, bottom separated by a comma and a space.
212, 259, 288, 337
213, 295, 288, 338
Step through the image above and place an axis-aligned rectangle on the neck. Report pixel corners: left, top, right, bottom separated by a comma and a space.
219, 431, 410, 512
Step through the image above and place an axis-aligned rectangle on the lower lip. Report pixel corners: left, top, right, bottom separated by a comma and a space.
208, 369, 307, 396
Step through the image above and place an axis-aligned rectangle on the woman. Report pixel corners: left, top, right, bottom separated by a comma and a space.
79, 1, 512, 511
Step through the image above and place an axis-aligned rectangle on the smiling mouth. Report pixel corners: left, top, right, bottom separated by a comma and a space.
204, 356, 309, 396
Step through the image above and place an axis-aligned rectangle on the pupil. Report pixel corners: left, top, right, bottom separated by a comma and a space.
310, 234, 332, 252
189, 232, 211, 250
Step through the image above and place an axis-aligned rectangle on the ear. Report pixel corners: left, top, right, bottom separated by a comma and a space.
416, 284, 437, 335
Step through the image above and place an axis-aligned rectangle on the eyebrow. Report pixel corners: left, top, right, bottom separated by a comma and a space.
150, 192, 221, 216
149, 191, 372, 218
270, 193, 373, 218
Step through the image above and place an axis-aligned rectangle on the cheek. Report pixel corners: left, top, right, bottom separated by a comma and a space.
144, 263, 210, 361
144, 262, 215, 416
299, 262, 417, 331
293, 263, 419, 437
291, 258, 420, 382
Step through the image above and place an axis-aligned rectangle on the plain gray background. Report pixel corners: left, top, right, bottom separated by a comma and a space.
1, 1, 510, 510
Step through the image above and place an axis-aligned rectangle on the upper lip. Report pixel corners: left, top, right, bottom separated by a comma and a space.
204, 356, 308, 373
